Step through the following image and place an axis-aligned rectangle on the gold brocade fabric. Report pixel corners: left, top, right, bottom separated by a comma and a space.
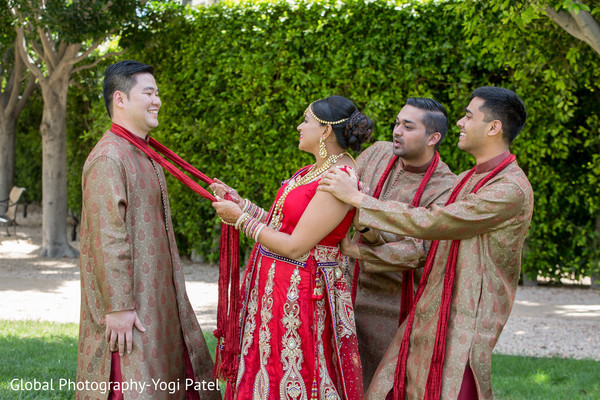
362, 153, 534, 400
76, 131, 220, 400
351, 141, 457, 387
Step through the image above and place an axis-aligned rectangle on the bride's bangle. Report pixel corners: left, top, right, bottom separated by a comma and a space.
242, 198, 266, 221
219, 218, 235, 226
253, 223, 266, 241
235, 212, 251, 230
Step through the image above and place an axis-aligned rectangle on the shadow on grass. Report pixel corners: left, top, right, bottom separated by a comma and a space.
0, 321, 77, 400
2, 321, 599, 399
492, 354, 600, 399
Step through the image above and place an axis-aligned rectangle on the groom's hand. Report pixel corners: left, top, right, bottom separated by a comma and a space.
318, 168, 365, 208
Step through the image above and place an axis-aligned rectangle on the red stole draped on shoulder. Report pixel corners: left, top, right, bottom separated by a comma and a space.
109, 124, 239, 387
387, 153, 516, 400
351, 151, 440, 326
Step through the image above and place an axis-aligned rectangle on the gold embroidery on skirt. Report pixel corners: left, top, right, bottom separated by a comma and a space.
253, 261, 276, 399
316, 296, 340, 400
323, 268, 356, 339
237, 254, 263, 387
279, 268, 307, 399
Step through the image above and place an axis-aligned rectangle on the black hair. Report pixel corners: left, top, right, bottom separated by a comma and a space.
471, 86, 527, 144
103, 60, 154, 118
405, 97, 448, 150
310, 95, 373, 151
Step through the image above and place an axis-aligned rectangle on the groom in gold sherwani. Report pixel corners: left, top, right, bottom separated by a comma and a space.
320, 86, 534, 400
77, 61, 220, 400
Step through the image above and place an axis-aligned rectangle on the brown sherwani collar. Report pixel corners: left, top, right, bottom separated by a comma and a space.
474, 150, 511, 174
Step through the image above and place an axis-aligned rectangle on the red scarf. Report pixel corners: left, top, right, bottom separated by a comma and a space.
387, 153, 516, 400
109, 124, 240, 386
351, 151, 440, 327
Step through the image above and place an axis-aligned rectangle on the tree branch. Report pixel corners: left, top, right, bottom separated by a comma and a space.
545, 4, 600, 56
37, 26, 59, 70
57, 41, 68, 60
13, 25, 45, 83
570, 6, 600, 56
37, 27, 59, 69
545, 6, 587, 41
15, 74, 37, 117
100, 1, 114, 13
31, 40, 45, 62
48, 44, 80, 87
2, 49, 16, 100
5, 44, 26, 116
72, 49, 124, 75
71, 39, 104, 65
9, 4, 52, 78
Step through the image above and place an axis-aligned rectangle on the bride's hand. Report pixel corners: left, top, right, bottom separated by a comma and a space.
209, 178, 242, 204
212, 198, 243, 225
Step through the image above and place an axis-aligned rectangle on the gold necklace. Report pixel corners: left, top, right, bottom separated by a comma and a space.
269, 152, 347, 229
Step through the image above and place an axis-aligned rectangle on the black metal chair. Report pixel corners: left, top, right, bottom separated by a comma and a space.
0, 187, 26, 236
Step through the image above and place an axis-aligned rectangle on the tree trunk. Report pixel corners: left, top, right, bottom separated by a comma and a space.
39, 75, 78, 257
0, 117, 16, 214
0, 42, 34, 214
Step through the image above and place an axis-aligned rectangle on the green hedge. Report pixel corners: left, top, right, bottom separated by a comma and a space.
15, 88, 42, 206
124, 0, 494, 261
451, 0, 600, 280
15, 0, 600, 281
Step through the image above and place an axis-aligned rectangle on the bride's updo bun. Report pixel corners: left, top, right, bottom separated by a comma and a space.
310, 96, 373, 152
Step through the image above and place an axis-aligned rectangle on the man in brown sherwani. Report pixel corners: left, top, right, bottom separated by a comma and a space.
320, 86, 533, 400
77, 61, 220, 400
342, 98, 456, 386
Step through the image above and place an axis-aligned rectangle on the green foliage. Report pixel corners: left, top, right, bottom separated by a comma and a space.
14, 71, 101, 210
7, 0, 140, 44
0, 2, 14, 46
14, 0, 600, 280
66, 64, 111, 216
122, 0, 495, 261
14, 88, 42, 204
451, 0, 600, 281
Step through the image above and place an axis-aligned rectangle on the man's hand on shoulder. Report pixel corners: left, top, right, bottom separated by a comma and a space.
103, 310, 145, 356
318, 167, 366, 207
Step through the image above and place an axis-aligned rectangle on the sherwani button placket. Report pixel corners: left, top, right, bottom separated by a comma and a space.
150, 158, 169, 233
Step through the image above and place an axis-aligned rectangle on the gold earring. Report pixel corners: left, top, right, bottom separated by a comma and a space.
319, 137, 328, 159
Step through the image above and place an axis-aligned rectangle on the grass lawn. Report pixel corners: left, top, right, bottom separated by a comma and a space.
1, 320, 598, 399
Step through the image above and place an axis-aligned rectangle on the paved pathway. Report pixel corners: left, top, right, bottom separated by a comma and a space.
1, 221, 599, 361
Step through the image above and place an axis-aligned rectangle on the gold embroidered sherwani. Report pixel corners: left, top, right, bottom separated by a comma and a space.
352, 141, 456, 386
362, 152, 534, 400
77, 131, 220, 400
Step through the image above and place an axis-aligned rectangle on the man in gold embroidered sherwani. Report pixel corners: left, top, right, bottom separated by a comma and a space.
77, 61, 220, 400
320, 87, 533, 400
342, 98, 456, 386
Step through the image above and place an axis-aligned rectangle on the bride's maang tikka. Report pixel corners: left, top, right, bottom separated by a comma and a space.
306, 102, 349, 125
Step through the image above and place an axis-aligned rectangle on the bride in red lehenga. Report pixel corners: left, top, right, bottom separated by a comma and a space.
211, 96, 373, 400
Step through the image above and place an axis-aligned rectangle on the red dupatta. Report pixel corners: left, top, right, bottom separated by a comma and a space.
351, 151, 440, 326
109, 124, 240, 389
387, 153, 516, 400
